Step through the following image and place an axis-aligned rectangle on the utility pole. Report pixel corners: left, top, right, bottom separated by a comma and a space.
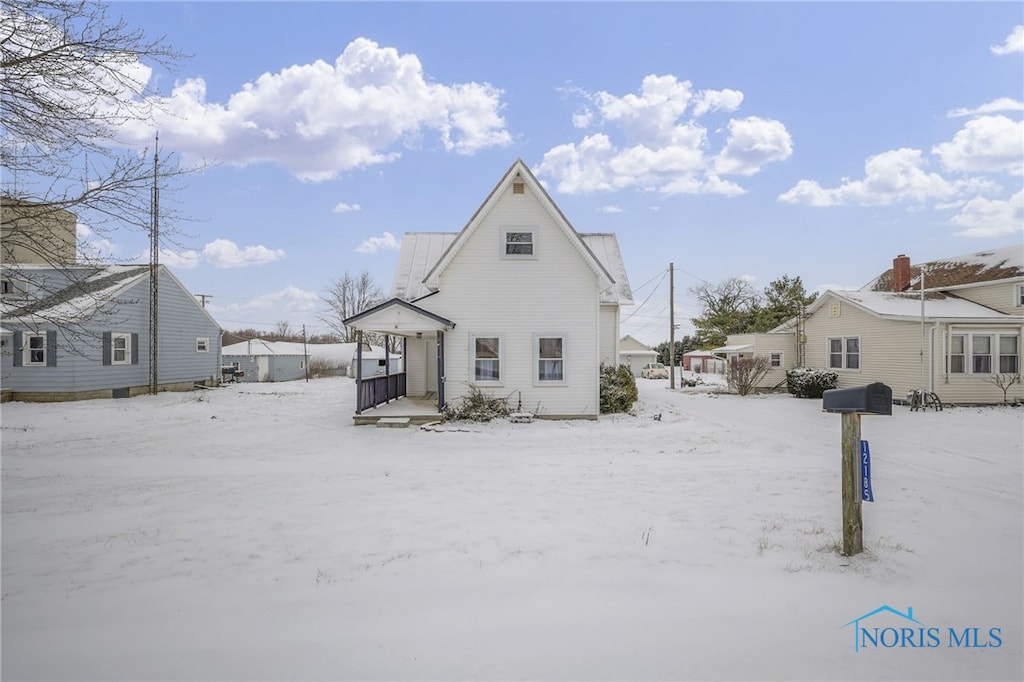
669, 262, 675, 390
196, 294, 213, 308
302, 324, 309, 382
149, 132, 159, 395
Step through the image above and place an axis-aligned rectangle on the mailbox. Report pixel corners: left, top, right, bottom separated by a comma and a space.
822, 383, 892, 415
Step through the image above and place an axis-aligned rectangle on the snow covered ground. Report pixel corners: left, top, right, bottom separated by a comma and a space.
2, 375, 1021, 681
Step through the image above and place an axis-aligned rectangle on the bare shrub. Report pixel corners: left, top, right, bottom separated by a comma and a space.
727, 355, 771, 396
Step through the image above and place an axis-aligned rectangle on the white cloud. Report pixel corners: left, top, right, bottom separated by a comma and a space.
332, 202, 362, 213
121, 38, 512, 181
599, 205, 623, 214
714, 116, 793, 177
202, 239, 286, 268
991, 25, 1024, 55
932, 115, 1024, 174
159, 248, 201, 269
207, 286, 319, 324
355, 231, 401, 254
536, 74, 791, 196
947, 98, 1024, 118
951, 189, 1024, 237
76, 222, 118, 261
779, 148, 962, 206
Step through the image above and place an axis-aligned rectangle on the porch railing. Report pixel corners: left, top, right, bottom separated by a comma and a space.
357, 372, 407, 413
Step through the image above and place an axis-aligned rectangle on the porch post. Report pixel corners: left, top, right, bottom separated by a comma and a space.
384, 334, 391, 403
437, 329, 445, 412
355, 330, 363, 415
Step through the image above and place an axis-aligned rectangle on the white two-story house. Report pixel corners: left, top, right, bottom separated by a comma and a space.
343, 159, 634, 422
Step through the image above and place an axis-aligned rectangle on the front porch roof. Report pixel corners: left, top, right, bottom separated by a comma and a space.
343, 297, 455, 336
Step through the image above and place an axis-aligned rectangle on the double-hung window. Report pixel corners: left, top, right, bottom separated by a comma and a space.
111, 333, 131, 364
769, 352, 783, 368
25, 333, 46, 365
828, 337, 860, 370
473, 336, 501, 383
536, 336, 565, 383
197, 337, 210, 353
949, 333, 1019, 374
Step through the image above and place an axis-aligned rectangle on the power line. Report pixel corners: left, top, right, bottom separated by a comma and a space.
621, 269, 669, 324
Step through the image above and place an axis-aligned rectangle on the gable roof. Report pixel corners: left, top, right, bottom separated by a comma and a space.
1, 264, 223, 331
806, 289, 1015, 323
1, 265, 150, 320
419, 158, 619, 297
864, 244, 1023, 292
389, 160, 633, 305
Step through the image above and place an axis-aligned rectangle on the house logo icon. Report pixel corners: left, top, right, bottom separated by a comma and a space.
842, 605, 923, 652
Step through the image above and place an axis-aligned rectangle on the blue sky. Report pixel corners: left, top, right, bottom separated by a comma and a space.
102, 1, 1023, 345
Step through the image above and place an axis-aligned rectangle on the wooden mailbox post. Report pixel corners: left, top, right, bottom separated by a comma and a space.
822, 383, 892, 556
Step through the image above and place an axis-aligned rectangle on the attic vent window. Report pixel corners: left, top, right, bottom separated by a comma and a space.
512, 180, 525, 194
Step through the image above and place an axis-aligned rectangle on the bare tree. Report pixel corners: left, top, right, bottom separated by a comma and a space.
690, 277, 761, 347
982, 373, 1021, 404
1, 0, 197, 340
319, 271, 384, 343
726, 355, 772, 396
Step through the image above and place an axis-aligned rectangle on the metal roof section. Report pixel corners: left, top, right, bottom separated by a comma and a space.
390, 232, 457, 301
580, 233, 634, 305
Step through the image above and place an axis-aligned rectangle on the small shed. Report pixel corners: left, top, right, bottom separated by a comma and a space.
221, 339, 309, 383
682, 350, 725, 374
618, 335, 658, 377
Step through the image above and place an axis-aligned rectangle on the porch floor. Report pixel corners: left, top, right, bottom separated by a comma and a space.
352, 396, 442, 426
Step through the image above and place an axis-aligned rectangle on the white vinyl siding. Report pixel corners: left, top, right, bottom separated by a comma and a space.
422, 181, 601, 417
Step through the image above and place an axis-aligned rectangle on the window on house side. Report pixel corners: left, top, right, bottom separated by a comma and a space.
197, 338, 209, 353
972, 335, 992, 374
1016, 284, 1024, 308
474, 337, 500, 382
504, 231, 533, 256
112, 333, 131, 364
25, 333, 46, 365
950, 335, 965, 373
537, 337, 564, 382
770, 352, 783, 368
999, 335, 1018, 373
828, 337, 860, 370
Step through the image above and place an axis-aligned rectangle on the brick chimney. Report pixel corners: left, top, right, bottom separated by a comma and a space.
892, 254, 911, 292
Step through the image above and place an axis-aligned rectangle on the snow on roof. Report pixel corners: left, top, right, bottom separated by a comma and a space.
0, 265, 149, 321
826, 289, 1015, 320
711, 344, 753, 353
221, 340, 389, 363
864, 244, 1024, 291
683, 350, 720, 357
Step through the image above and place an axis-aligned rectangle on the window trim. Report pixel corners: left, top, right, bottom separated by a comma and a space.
24, 332, 46, 366
500, 226, 537, 260
534, 334, 567, 386
196, 337, 210, 353
470, 334, 503, 385
827, 336, 861, 371
1014, 283, 1024, 308
950, 332, 1019, 375
111, 332, 132, 365
769, 351, 784, 368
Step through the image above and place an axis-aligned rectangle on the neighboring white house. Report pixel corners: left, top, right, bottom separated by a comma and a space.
221, 340, 397, 382
618, 335, 658, 377
343, 158, 634, 421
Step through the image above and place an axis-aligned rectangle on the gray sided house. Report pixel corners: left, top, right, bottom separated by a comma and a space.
221, 339, 309, 383
1, 264, 222, 401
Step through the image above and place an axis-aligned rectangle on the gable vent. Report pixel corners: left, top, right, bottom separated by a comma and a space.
512, 179, 525, 194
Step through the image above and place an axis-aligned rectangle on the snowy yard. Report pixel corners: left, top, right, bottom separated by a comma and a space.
2, 376, 1021, 681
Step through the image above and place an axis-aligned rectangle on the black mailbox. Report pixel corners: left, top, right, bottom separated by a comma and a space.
822, 383, 892, 415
